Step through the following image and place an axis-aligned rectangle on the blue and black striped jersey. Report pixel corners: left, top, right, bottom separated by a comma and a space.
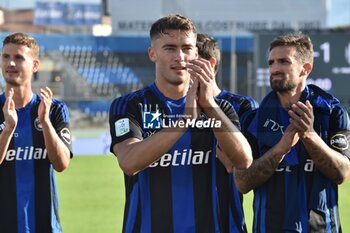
216, 89, 259, 233
109, 83, 242, 233
243, 85, 350, 233
0, 93, 72, 233
217, 89, 259, 121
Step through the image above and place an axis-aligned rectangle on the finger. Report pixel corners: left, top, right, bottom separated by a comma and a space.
288, 111, 309, 132
290, 103, 309, 121
44, 86, 53, 98
193, 58, 213, 78
8, 88, 14, 99
188, 79, 199, 97
5, 88, 15, 110
296, 101, 313, 118
305, 100, 313, 113
40, 88, 50, 100
188, 60, 213, 82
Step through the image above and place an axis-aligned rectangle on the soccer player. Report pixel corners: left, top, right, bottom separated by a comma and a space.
0, 32, 73, 233
234, 33, 350, 232
109, 14, 252, 233
196, 33, 259, 232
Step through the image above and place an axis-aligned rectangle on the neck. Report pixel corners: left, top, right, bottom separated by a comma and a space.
276, 82, 306, 110
276, 89, 304, 110
7, 86, 33, 109
154, 79, 189, 100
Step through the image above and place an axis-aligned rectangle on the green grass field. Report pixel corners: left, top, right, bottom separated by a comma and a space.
56, 155, 350, 233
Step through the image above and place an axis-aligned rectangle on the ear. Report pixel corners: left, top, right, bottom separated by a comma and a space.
209, 57, 217, 69
148, 47, 156, 63
301, 63, 312, 76
33, 59, 40, 73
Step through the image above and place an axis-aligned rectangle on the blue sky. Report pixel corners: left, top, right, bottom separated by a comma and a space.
328, 0, 350, 27
1, 0, 349, 28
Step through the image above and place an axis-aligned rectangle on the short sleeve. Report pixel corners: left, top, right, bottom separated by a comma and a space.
51, 100, 73, 157
109, 97, 143, 153
328, 105, 350, 158
215, 98, 240, 130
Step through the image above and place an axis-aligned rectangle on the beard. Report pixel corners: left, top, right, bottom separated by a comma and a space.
270, 75, 296, 92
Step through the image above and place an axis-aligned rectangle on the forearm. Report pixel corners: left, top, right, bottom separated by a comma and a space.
216, 146, 234, 173
115, 120, 187, 175
41, 121, 70, 172
234, 146, 285, 193
0, 127, 15, 165
302, 132, 350, 184
204, 105, 252, 169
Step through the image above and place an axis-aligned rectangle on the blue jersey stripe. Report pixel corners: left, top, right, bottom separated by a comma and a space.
15, 108, 36, 233
171, 132, 196, 232
230, 176, 245, 232
125, 182, 140, 233
50, 169, 62, 233
139, 171, 151, 233
253, 188, 267, 233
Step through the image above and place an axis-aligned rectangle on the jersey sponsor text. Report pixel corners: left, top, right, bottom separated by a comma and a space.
6, 146, 47, 161
275, 159, 315, 172
149, 149, 211, 167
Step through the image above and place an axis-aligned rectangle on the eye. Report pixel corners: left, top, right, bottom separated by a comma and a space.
183, 47, 194, 53
2, 54, 9, 59
14, 55, 25, 61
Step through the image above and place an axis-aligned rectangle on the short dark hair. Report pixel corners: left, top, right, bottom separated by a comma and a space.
269, 33, 314, 65
3, 32, 40, 58
150, 14, 197, 42
196, 33, 221, 73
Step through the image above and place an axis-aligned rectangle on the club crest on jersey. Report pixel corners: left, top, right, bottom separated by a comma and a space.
143, 109, 162, 129
330, 133, 349, 150
60, 128, 72, 144
34, 118, 43, 131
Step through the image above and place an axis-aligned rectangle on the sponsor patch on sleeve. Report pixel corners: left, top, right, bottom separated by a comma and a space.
330, 133, 349, 151
115, 118, 130, 137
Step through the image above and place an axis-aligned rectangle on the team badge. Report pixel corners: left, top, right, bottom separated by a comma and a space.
115, 118, 130, 137
34, 117, 43, 131
330, 133, 349, 150
60, 128, 72, 144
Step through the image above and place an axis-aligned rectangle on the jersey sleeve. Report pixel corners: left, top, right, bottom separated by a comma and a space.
215, 97, 240, 130
51, 100, 73, 157
328, 104, 350, 159
238, 97, 259, 118
109, 97, 143, 153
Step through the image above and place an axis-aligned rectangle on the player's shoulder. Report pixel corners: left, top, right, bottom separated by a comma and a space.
52, 98, 67, 106
308, 84, 346, 111
110, 86, 152, 115
240, 108, 258, 132
220, 89, 258, 107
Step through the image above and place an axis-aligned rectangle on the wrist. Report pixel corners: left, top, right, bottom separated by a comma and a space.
1, 126, 16, 137
272, 143, 289, 162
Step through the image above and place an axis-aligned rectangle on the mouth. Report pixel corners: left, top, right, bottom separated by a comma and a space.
271, 74, 285, 81
171, 62, 188, 71
171, 66, 187, 71
6, 70, 18, 75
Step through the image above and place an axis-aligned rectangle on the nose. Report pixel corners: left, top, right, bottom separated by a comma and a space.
269, 62, 279, 74
9, 60, 15, 66
174, 49, 185, 61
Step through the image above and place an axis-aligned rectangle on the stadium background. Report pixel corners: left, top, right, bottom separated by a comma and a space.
0, 0, 350, 232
